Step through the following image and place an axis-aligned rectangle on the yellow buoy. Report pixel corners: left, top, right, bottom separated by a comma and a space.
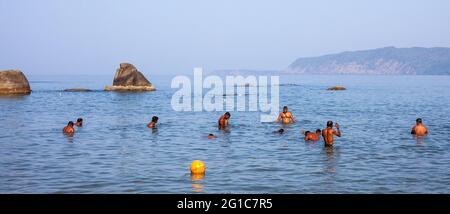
190, 160, 206, 174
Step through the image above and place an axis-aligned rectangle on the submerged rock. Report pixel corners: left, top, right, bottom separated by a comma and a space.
327, 86, 346, 91
105, 63, 155, 91
63, 88, 93, 92
0, 70, 31, 95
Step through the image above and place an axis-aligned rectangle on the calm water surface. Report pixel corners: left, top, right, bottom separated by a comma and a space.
1, 74, 449, 193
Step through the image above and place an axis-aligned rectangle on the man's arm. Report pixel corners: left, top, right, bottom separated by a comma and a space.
276, 113, 282, 122
291, 113, 297, 123
411, 126, 416, 134
334, 123, 341, 137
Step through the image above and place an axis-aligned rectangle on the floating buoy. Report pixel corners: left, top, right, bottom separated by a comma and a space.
190, 160, 206, 174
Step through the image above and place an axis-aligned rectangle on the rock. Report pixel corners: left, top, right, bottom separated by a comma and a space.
104, 63, 155, 91
0, 70, 31, 95
63, 88, 93, 92
327, 86, 346, 91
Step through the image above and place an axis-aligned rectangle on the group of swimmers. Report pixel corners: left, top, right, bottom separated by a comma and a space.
63, 106, 429, 146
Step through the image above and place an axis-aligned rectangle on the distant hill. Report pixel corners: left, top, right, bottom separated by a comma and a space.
285, 47, 450, 75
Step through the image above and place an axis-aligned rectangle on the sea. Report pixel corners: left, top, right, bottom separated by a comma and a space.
0, 74, 449, 193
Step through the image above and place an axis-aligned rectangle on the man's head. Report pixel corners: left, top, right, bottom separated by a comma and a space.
304, 131, 310, 137
278, 128, 284, 134
327, 121, 333, 128
77, 118, 83, 123
68, 121, 74, 127
283, 106, 288, 113
416, 118, 422, 124
208, 134, 214, 137
316, 129, 321, 134
152, 116, 159, 123
224, 112, 231, 119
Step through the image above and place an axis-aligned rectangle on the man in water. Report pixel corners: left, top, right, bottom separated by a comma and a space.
218, 112, 231, 129
411, 118, 428, 136
75, 118, 83, 127
304, 129, 321, 141
322, 121, 341, 147
208, 134, 218, 139
147, 116, 159, 128
276, 106, 297, 124
63, 121, 75, 135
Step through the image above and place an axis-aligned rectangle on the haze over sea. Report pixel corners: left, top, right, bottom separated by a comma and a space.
1, 74, 449, 193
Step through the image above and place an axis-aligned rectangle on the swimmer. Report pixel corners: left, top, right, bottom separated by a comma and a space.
63, 121, 75, 135
208, 134, 217, 139
304, 129, 321, 141
147, 116, 159, 128
322, 121, 341, 147
75, 118, 83, 127
411, 118, 428, 136
276, 106, 297, 124
218, 112, 231, 129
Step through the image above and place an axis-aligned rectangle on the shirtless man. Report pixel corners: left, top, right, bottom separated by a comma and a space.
63, 121, 75, 135
322, 121, 341, 147
276, 106, 297, 124
218, 112, 231, 129
411, 118, 428, 136
75, 118, 83, 127
147, 116, 159, 128
304, 129, 321, 141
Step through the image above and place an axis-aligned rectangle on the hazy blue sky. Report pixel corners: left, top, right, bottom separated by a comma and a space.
1, 0, 450, 75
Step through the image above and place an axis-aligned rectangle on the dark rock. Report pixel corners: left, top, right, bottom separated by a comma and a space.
63, 88, 93, 92
327, 86, 346, 91
105, 63, 155, 91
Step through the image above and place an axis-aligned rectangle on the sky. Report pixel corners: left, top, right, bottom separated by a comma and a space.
1, 0, 450, 75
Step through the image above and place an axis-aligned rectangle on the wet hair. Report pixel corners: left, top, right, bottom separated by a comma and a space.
208, 134, 214, 136
152, 116, 159, 123
225, 112, 231, 116
278, 128, 284, 134
283, 106, 288, 110
304, 131, 310, 137
416, 118, 422, 124
316, 129, 321, 133
68, 121, 74, 126
77, 118, 83, 123
327, 121, 333, 127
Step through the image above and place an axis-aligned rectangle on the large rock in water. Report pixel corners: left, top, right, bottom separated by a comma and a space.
0, 70, 31, 95
104, 63, 155, 91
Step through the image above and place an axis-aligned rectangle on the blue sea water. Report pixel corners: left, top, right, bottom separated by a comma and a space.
0, 74, 449, 193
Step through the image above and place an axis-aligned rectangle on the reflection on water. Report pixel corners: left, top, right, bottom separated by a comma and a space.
323, 146, 337, 173
191, 174, 205, 193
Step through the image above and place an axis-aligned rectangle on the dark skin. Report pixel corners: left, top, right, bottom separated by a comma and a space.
305, 131, 321, 141
147, 117, 158, 129
322, 123, 341, 146
147, 121, 157, 128
218, 114, 230, 129
276, 107, 297, 124
63, 124, 75, 135
411, 122, 428, 136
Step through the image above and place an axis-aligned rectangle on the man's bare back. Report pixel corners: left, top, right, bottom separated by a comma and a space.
322, 121, 341, 147
411, 118, 428, 136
